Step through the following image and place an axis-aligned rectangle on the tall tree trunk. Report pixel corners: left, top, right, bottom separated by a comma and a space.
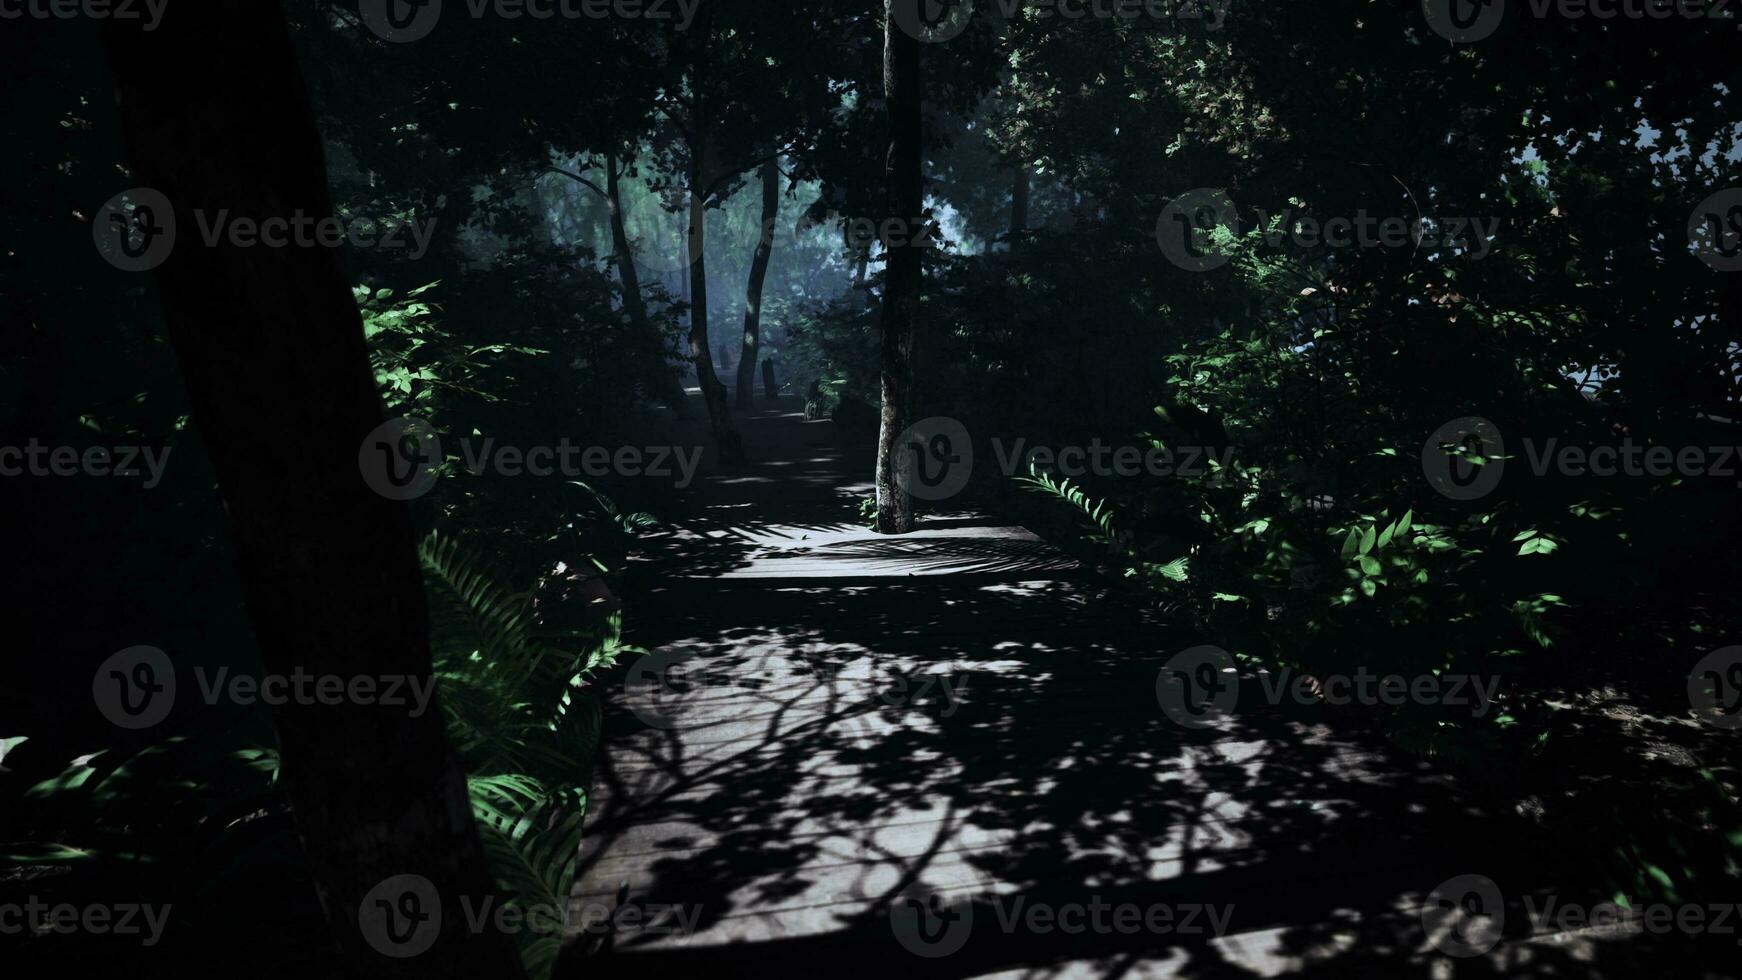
736, 160, 780, 409
686, 158, 745, 462
103, 6, 523, 977
875, 0, 923, 534
605, 154, 648, 331
606, 153, 686, 415
1010, 164, 1029, 239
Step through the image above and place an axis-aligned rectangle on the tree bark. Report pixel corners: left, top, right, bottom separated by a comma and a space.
103, 5, 523, 977
605, 154, 648, 332
1010, 164, 1029, 239
686, 158, 745, 462
736, 160, 780, 409
605, 153, 686, 415
875, 0, 923, 534
853, 247, 870, 291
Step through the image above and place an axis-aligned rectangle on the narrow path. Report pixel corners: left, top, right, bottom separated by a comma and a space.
567, 394, 1668, 978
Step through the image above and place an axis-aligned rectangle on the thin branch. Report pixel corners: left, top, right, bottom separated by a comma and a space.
546, 167, 607, 199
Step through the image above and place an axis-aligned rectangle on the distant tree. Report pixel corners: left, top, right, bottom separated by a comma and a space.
737, 159, 783, 408
874, 0, 925, 533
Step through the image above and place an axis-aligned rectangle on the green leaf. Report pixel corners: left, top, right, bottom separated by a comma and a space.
0, 842, 97, 864
0, 735, 27, 771
1339, 528, 1361, 559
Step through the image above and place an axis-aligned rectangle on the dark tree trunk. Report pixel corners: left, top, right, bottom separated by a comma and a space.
686, 160, 744, 462
606, 153, 686, 415
103, 6, 523, 977
875, 0, 923, 534
1010, 164, 1029, 239
605, 155, 648, 330
853, 247, 870, 290
736, 159, 780, 409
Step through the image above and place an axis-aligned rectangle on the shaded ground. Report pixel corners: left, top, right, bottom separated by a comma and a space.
561, 393, 1733, 978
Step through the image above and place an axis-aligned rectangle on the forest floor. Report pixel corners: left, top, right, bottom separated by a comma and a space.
563, 391, 1728, 979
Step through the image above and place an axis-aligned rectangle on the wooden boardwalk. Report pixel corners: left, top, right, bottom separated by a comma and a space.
565, 395, 1685, 978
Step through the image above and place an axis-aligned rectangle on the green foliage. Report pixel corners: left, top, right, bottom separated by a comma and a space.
360, 281, 547, 418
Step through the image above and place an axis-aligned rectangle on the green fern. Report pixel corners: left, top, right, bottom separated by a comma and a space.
421, 530, 624, 979
469, 773, 588, 980
1016, 465, 1125, 552
419, 529, 617, 789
